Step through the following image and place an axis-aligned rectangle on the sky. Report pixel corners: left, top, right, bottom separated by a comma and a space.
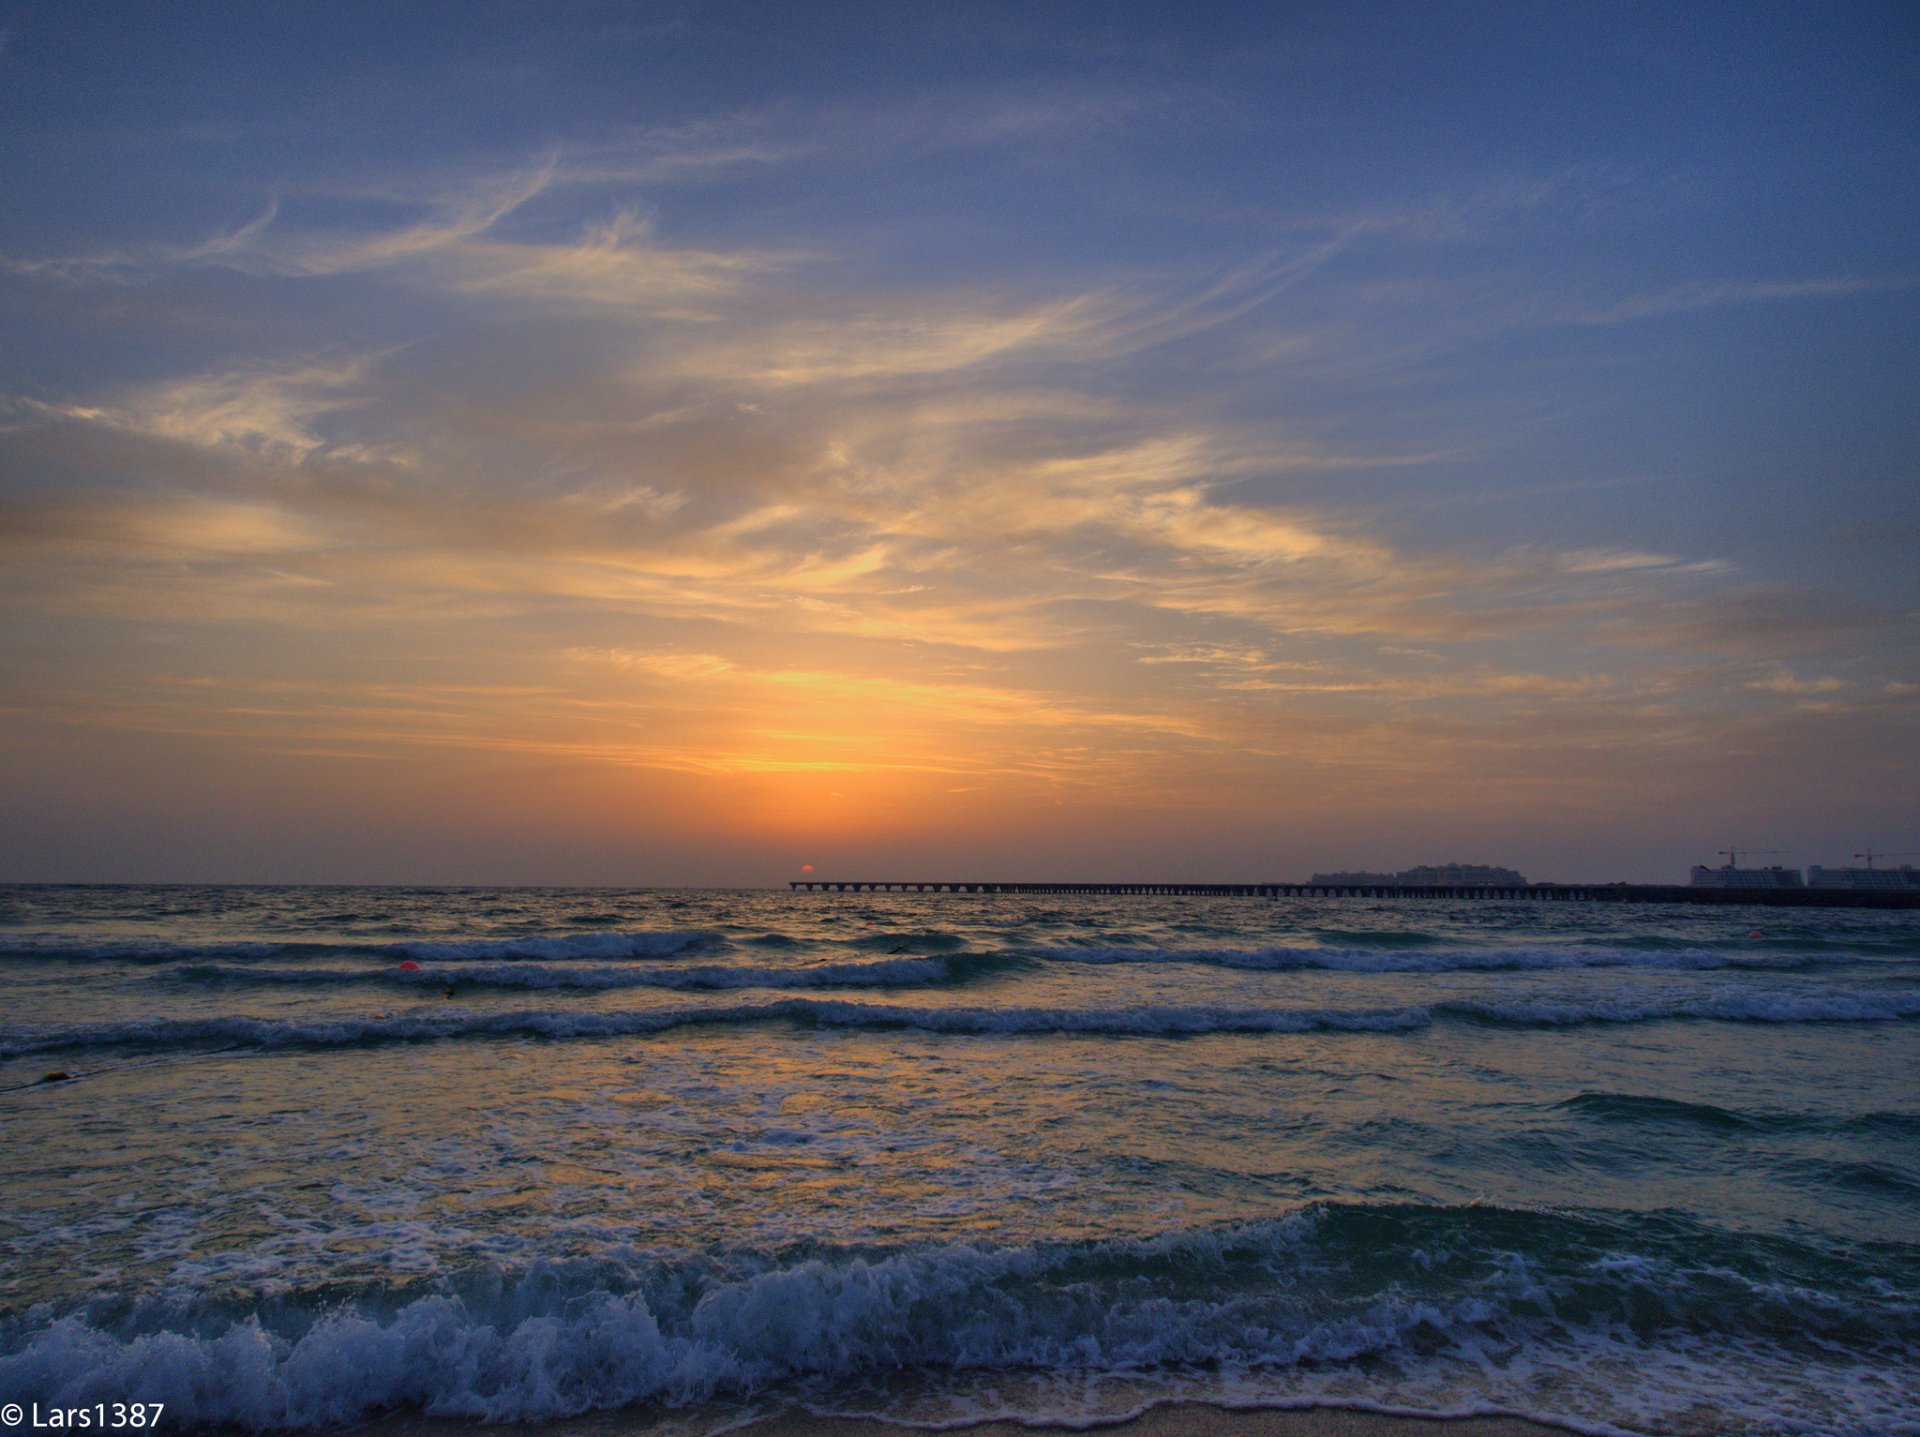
1, 1, 1916, 885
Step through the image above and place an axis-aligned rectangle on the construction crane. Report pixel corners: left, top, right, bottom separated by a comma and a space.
1718, 847, 1782, 869
1853, 849, 1920, 869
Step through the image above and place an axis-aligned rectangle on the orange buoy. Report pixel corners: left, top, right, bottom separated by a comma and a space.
1747, 930, 1763, 940
398, 960, 421, 971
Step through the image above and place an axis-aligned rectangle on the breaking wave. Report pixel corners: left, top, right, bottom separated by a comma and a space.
9, 986, 1920, 1060
166, 952, 1023, 993
1, 1204, 1912, 1432
1029, 943, 1854, 974
0, 999, 1427, 1059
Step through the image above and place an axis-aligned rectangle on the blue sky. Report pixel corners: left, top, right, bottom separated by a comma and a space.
1, 2, 1915, 883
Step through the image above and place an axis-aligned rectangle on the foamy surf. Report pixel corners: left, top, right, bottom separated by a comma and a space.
1028, 943, 1857, 973
8, 985, 1919, 1061
1, 1205, 1912, 1433
0, 997, 1432, 1059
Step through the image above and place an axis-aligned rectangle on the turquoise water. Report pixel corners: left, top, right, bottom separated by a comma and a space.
1, 886, 1917, 1434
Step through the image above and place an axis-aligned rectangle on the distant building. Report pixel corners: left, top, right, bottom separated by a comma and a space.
1689, 865, 1803, 888
1401, 864, 1530, 887
1310, 863, 1528, 887
1806, 865, 1920, 890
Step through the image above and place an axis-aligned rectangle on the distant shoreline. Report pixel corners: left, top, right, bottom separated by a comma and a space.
786, 878, 1920, 909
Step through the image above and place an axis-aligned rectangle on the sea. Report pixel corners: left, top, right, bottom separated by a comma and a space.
1, 885, 1917, 1436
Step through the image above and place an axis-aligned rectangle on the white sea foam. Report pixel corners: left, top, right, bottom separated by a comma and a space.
0, 999, 1430, 1058
1031, 944, 1839, 974
1, 1212, 1913, 1432
8, 985, 1920, 1060
171, 953, 996, 991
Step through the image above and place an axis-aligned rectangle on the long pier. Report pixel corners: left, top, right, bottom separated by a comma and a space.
788, 880, 1920, 909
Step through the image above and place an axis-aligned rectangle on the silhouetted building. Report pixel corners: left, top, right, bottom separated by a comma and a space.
1310, 863, 1528, 887
1806, 865, 1920, 890
1689, 865, 1803, 888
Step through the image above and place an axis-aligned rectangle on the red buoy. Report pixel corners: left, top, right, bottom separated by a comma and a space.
398, 960, 421, 971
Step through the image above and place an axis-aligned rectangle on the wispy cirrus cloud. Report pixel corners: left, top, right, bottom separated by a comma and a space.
1554, 273, 1920, 327
3, 156, 769, 318
13, 357, 376, 458
3, 103, 1915, 879
0, 337, 1760, 670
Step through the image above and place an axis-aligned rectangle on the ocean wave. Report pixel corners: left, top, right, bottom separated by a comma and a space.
10, 986, 1920, 1060
1442, 989, 1920, 1027
1774, 1156, 1920, 1201
0, 936, 292, 964
1605, 928, 1920, 955
849, 928, 970, 952
1556, 1091, 1920, 1140
0, 929, 723, 964
0, 999, 1428, 1059
166, 952, 1023, 993
389, 930, 722, 961
1555, 1091, 1763, 1131
1, 1204, 1912, 1431
1308, 928, 1445, 948
1028, 943, 1842, 974
11, 931, 1896, 977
